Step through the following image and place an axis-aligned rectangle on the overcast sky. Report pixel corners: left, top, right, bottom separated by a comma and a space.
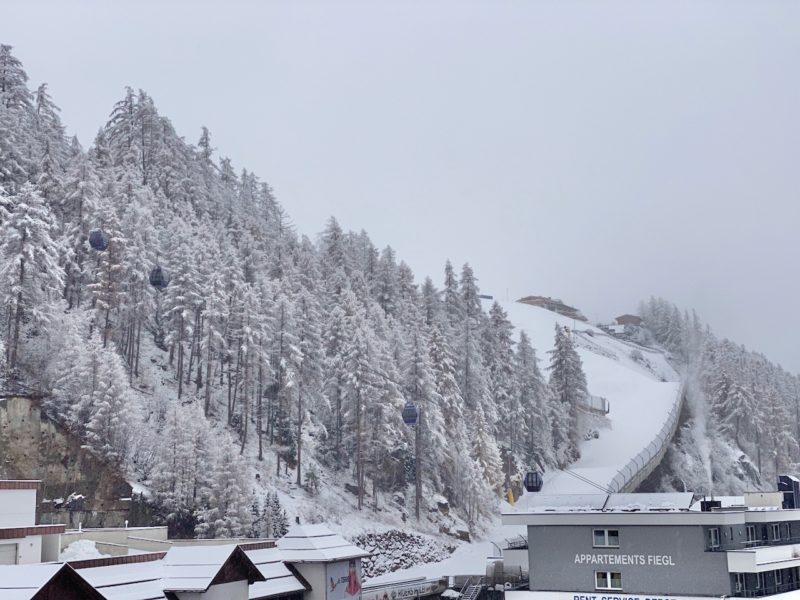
4, 0, 800, 371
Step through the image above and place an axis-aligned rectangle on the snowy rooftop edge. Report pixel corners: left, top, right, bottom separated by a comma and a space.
505, 492, 699, 514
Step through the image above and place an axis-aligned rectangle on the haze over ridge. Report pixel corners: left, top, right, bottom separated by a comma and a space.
4, 0, 799, 370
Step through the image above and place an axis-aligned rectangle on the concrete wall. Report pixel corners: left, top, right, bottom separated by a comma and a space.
176, 580, 249, 600
527, 523, 731, 596
0, 489, 36, 527
2, 535, 42, 564
60, 526, 168, 551
41, 533, 60, 562
295, 563, 327, 600
94, 541, 131, 557
503, 548, 528, 575
127, 536, 172, 552
0, 396, 133, 528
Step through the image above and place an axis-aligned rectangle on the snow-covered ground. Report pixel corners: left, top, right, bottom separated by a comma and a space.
59, 540, 111, 562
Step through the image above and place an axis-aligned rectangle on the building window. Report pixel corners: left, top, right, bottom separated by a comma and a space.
708, 527, 720, 549
776, 570, 783, 586
593, 529, 620, 548
746, 525, 757, 545
595, 571, 623, 591
756, 573, 764, 589
772, 524, 781, 541
735, 573, 746, 593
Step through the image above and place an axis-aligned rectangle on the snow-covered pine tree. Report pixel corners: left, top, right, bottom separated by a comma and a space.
83, 335, 135, 463
484, 301, 517, 444
469, 405, 504, 496
195, 442, 253, 539
293, 287, 324, 485
0, 183, 65, 370
547, 324, 586, 467
515, 330, 553, 469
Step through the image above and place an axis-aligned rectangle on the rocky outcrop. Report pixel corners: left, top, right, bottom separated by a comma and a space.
351, 530, 455, 579
0, 396, 132, 528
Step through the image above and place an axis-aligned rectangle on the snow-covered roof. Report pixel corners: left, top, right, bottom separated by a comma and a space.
0, 563, 62, 599
79, 560, 165, 599
161, 544, 242, 591
0, 563, 103, 600
246, 546, 308, 599
603, 492, 696, 511
509, 492, 697, 514
276, 524, 369, 563
78, 544, 267, 599
516, 494, 608, 512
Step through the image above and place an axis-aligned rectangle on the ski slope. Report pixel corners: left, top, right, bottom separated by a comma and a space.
369, 301, 682, 584
493, 299, 681, 496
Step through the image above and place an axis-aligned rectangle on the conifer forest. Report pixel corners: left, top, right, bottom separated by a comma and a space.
1, 44, 798, 540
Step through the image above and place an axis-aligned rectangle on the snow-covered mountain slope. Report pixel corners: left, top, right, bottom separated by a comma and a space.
489, 300, 681, 495
369, 302, 683, 584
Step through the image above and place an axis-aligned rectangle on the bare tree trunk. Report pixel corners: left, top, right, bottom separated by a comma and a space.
756, 427, 762, 475
134, 319, 142, 377
102, 307, 111, 348
356, 388, 363, 510
415, 407, 422, 520
204, 339, 213, 417
296, 383, 303, 486
257, 363, 264, 461
177, 313, 184, 399
335, 381, 342, 468
195, 318, 204, 391
231, 343, 242, 419
9, 256, 25, 371
240, 352, 249, 454
186, 310, 200, 386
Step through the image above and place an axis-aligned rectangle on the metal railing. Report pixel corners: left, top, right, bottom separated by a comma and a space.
502, 535, 528, 550
708, 535, 800, 552
607, 383, 685, 493
734, 580, 800, 597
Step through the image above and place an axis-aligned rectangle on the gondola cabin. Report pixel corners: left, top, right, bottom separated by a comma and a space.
524, 471, 543, 492
149, 265, 168, 290
402, 401, 418, 426
88, 229, 109, 251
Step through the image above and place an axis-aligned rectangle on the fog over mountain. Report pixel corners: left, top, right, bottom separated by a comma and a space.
5, 0, 800, 371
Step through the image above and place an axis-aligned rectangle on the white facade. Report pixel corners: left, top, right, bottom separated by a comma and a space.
0, 481, 63, 564
0, 487, 37, 527
176, 580, 250, 600
0, 534, 41, 564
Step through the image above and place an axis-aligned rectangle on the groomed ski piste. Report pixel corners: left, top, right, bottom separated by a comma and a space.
367, 299, 682, 586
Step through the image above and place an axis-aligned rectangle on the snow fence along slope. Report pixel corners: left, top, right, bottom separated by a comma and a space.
493, 300, 682, 496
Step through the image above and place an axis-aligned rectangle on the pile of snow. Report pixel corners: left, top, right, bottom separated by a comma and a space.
352, 530, 455, 579
59, 540, 111, 561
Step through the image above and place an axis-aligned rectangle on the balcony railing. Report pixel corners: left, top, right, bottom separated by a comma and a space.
708, 535, 800, 552
733, 579, 800, 597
